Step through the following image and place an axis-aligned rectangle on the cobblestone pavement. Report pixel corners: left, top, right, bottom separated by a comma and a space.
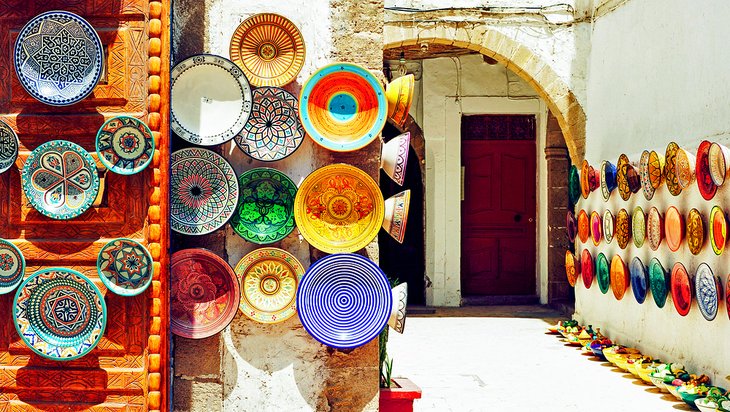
387, 306, 693, 412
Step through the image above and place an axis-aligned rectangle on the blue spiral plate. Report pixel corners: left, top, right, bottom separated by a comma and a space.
297, 253, 392, 349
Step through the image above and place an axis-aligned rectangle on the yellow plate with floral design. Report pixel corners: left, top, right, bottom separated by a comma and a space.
294, 164, 385, 253
234, 247, 304, 324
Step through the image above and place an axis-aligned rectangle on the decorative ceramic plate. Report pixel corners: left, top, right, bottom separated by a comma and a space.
581, 249, 593, 289
639, 150, 655, 200
665, 206, 684, 252
675, 147, 695, 189
565, 250, 579, 287
294, 164, 384, 253
96, 116, 155, 175
686, 208, 705, 256
670, 262, 692, 317
171, 54, 253, 145
708, 142, 729, 186
726, 274, 730, 320
568, 165, 580, 205
617, 154, 640, 201
13, 268, 106, 360
566, 210, 577, 242
21, 140, 99, 220
234, 247, 304, 324
600, 161, 617, 201
580, 160, 591, 199
385, 74, 415, 127
230, 168, 297, 244
603, 210, 614, 244
229, 13, 305, 87
696, 140, 717, 200
709, 205, 727, 255
649, 258, 668, 308
171, 249, 241, 339
590, 211, 602, 246
664, 142, 682, 196
171, 148, 239, 235
610, 254, 629, 301
297, 253, 392, 349
300, 63, 387, 152
647, 207, 664, 251
615, 209, 631, 249
630, 257, 648, 304
235, 86, 304, 162
382, 190, 411, 244
648, 150, 664, 189
632, 206, 646, 248
0, 120, 19, 174
381, 132, 411, 186
0, 239, 25, 294
694, 263, 719, 321
596, 252, 610, 294
96, 238, 153, 296
577, 210, 590, 243
388, 283, 408, 333
14, 11, 103, 106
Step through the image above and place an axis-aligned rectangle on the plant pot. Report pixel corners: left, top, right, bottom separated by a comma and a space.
380, 377, 422, 412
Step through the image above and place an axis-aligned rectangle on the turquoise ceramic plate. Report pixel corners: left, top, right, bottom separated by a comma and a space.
96, 116, 155, 175
97, 238, 154, 296
0, 239, 25, 294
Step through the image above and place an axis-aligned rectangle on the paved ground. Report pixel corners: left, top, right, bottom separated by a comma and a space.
388, 306, 694, 412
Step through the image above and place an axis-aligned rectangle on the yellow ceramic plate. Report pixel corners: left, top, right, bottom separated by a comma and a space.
294, 164, 384, 253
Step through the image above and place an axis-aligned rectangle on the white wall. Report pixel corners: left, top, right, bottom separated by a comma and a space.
578, 0, 730, 388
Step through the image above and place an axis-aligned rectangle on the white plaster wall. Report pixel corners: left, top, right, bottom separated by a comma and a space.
577, 0, 730, 388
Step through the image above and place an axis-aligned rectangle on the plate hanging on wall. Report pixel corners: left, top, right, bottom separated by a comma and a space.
596, 252, 610, 294
580, 160, 591, 199
603, 210, 614, 244
614, 209, 631, 250
648, 150, 664, 190
708, 142, 730, 186
630, 257, 648, 304
581, 249, 593, 289
565, 250, 579, 287
0, 120, 19, 174
382, 190, 411, 244
568, 165, 580, 206
616, 154, 640, 201
639, 150, 656, 200
664, 142, 682, 196
590, 211, 602, 246
686, 208, 705, 256
96, 238, 153, 296
610, 254, 629, 301
0, 239, 25, 295
646, 207, 664, 251
675, 146, 696, 190
600, 161, 617, 201
385, 74, 415, 127
694, 263, 719, 321
649, 258, 669, 308
381, 132, 411, 186
96, 116, 155, 175
567, 210, 577, 242
696, 140, 717, 200
632, 206, 646, 248
577, 210, 590, 244
726, 274, 730, 321
670, 262, 692, 317
664, 206, 685, 252
709, 205, 727, 255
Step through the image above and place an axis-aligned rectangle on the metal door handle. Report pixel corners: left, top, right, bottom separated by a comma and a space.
528, 217, 534, 223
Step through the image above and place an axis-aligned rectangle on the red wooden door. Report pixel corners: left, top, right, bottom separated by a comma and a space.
461, 115, 536, 296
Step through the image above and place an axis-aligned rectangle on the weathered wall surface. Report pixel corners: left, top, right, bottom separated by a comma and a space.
576, 0, 730, 388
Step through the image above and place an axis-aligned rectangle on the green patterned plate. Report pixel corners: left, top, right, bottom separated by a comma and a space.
568, 165, 580, 206
97, 238, 153, 296
649, 258, 669, 308
231, 168, 297, 244
596, 252, 610, 294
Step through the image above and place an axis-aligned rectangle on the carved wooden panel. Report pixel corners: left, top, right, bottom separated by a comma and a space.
0, 1, 169, 411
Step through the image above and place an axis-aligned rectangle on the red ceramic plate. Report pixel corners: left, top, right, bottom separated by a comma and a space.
580, 160, 591, 199
710, 206, 727, 255
565, 250, 579, 287
726, 274, 730, 320
577, 210, 590, 243
610, 254, 629, 300
686, 208, 705, 256
566, 210, 577, 242
665, 142, 682, 196
615, 209, 631, 249
670, 262, 692, 317
590, 211, 602, 246
665, 206, 684, 252
588, 165, 600, 192
696, 140, 717, 200
647, 207, 664, 251
581, 249, 594, 289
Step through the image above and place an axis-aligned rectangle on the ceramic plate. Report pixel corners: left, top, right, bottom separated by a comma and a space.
694, 263, 719, 321
639, 150, 655, 200
665, 206, 684, 252
670, 262, 692, 317
632, 206, 646, 248
21, 140, 100, 220
235, 87, 305, 161
726, 274, 730, 321
14, 11, 103, 106
230, 168, 297, 244
647, 207, 664, 251
385, 74, 415, 127
171, 249, 241, 339
580, 160, 591, 199
171, 148, 239, 235
234, 247, 304, 323
382, 190, 411, 244
649, 258, 668, 308
381, 132, 411, 186
696, 140, 717, 200
96, 116, 155, 175
648, 150, 664, 189
565, 250, 579, 287
294, 164, 384, 253
686, 208, 705, 256
0, 120, 19, 174
600, 161, 617, 201
665, 142, 682, 196
603, 210, 614, 244
581, 249, 594, 289
13, 268, 106, 360
171, 54, 253, 145
709, 205, 727, 255
617, 154, 640, 201
610, 254, 629, 301
97, 238, 153, 296
708, 142, 729, 186
596, 252, 610, 294
229, 13, 305, 87
615, 209, 631, 250
388, 283, 408, 333
675, 147, 695, 189
566, 210, 577, 242
577, 210, 590, 244
630, 257, 649, 304
590, 211, 602, 246
297, 253, 392, 349
568, 165, 580, 205
0, 239, 25, 294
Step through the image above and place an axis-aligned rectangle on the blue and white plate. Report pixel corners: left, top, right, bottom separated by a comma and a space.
297, 253, 392, 349
695, 263, 719, 321
630, 257, 648, 304
0, 120, 19, 174
14, 11, 103, 106
0, 239, 25, 294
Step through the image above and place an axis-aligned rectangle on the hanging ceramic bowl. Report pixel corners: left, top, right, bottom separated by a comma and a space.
596, 252, 610, 294
171, 54, 253, 145
664, 142, 682, 196
632, 206, 646, 248
386, 74, 415, 127
577, 210, 590, 243
294, 164, 384, 253
171, 148, 239, 236
0, 239, 25, 294
709, 205, 727, 255
694, 263, 719, 321
590, 211, 602, 246
230, 168, 297, 244
14, 11, 103, 106
639, 150, 656, 200
21, 140, 100, 220
648, 150, 664, 190
646, 207, 664, 251
581, 249, 594, 289
567, 210, 577, 242
675, 146, 696, 190
383, 190, 411, 244
96, 238, 153, 296
568, 165, 581, 206
665, 206, 685, 252
615, 209, 631, 250
297, 253, 392, 349
670, 262, 692, 317
708, 142, 730, 186
388, 283, 408, 333
235, 86, 305, 161
580, 160, 591, 199
229, 13, 305, 87
96, 116, 155, 175
0, 120, 19, 174
686, 208, 705, 256
13, 268, 106, 360
234, 247, 304, 324
381, 132, 410, 186
171, 249, 241, 339
630, 257, 649, 304
600, 161, 617, 201
610, 254, 629, 301
649, 258, 669, 308
603, 210, 615, 244
695, 140, 717, 200
300, 63, 387, 152
565, 250, 579, 287
617, 154, 640, 201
